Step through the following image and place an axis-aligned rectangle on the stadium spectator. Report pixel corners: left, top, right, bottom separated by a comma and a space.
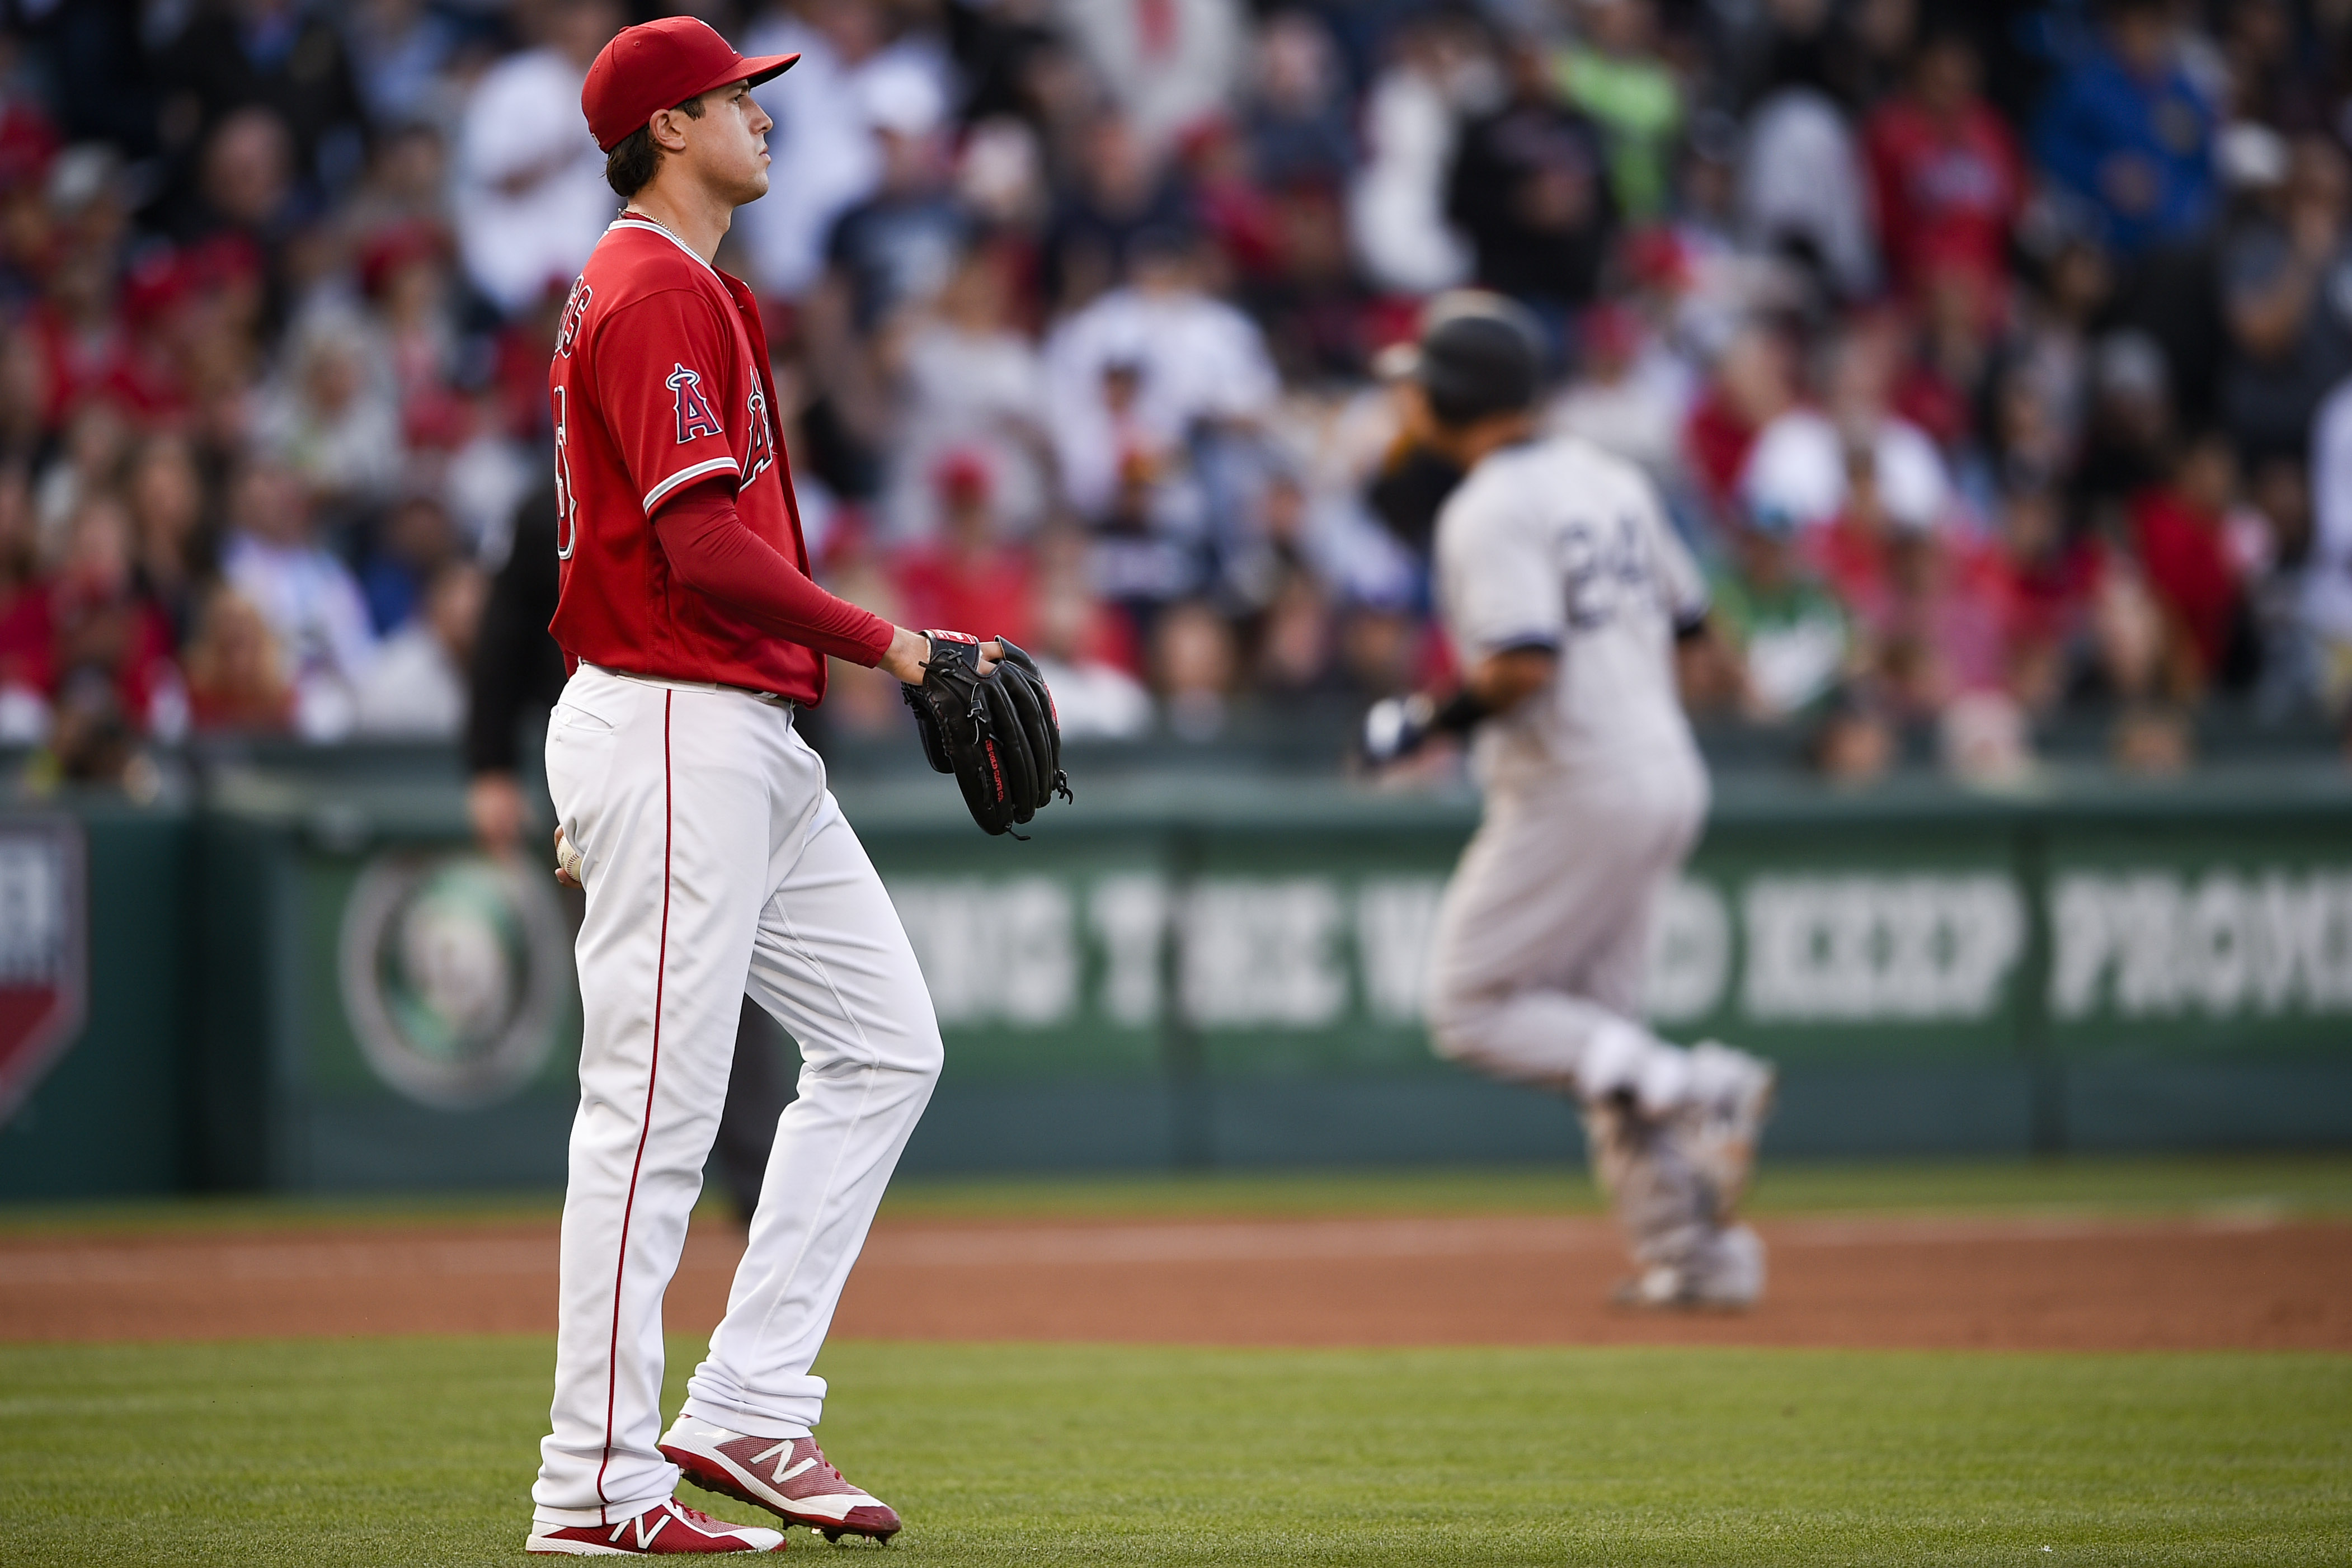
1546, 300, 1689, 489
1709, 507, 1853, 722
888, 451, 1036, 648
155, 0, 366, 196
354, 559, 482, 738
1553, 0, 1680, 222
1244, 10, 1354, 194
1153, 595, 1238, 739
181, 583, 293, 734
1740, 72, 1877, 302
1043, 229, 1278, 610
2031, 0, 2219, 258
182, 106, 299, 266
357, 489, 459, 636
1028, 553, 1154, 739
1862, 30, 2020, 309
124, 432, 209, 644
1055, 0, 1246, 154
1347, 8, 1484, 297
884, 241, 1051, 541
1043, 111, 1195, 313
738, 0, 949, 301
1741, 318, 1950, 536
219, 459, 374, 739
341, 0, 464, 131
2130, 430, 2256, 696
359, 220, 459, 429
1992, 483, 2107, 717
1685, 322, 1796, 516
0, 492, 182, 743
2221, 135, 2352, 463
252, 314, 403, 515
451, 0, 617, 316
820, 64, 962, 336
1446, 39, 1615, 332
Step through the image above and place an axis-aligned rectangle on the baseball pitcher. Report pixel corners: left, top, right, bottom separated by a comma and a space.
1365, 299, 1776, 1309
526, 20, 1063, 1556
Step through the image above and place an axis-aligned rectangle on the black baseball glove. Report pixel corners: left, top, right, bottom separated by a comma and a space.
901, 631, 1072, 837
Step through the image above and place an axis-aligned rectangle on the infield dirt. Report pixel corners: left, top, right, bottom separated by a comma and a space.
3, 1208, 2346, 1350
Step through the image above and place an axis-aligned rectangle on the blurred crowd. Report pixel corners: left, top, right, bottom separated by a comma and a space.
10, 0, 2352, 784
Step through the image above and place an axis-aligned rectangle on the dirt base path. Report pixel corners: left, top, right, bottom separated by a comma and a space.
4, 1212, 2348, 1351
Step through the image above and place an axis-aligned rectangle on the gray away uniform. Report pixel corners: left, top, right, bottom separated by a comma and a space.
1427, 434, 1709, 1102
1426, 433, 1765, 1299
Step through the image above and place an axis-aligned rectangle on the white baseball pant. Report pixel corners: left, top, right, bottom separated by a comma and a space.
1426, 761, 1708, 1112
531, 665, 943, 1528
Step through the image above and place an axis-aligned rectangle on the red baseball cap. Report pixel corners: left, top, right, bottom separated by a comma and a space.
581, 17, 798, 153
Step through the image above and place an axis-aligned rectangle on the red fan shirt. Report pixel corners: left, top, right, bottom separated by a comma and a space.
547, 218, 890, 701
1863, 98, 2021, 298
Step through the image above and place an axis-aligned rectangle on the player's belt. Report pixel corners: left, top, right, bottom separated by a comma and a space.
580, 662, 798, 710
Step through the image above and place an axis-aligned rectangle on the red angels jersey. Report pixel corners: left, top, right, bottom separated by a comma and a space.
548, 217, 829, 700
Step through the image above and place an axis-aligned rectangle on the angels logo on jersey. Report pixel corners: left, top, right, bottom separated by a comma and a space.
667, 364, 723, 444
745, 385, 774, 482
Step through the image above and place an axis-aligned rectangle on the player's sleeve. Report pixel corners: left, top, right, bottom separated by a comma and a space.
593, 290, 745, 515
1436, 481, 1564, 657
654, 478, 895, 665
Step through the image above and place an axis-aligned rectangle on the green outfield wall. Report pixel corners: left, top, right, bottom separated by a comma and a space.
2, 761, 2350, 1197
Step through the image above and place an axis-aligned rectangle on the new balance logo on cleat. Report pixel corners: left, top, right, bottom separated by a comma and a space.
749, 1440, 819, 1487
525, 1497, 784, 1555
660, 1414, 904, 1542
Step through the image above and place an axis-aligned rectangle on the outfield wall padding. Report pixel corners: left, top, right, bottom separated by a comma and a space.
3, 763, 2350, 1197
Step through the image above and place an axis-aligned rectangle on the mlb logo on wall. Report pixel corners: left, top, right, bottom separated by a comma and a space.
0, 818, 88, 1123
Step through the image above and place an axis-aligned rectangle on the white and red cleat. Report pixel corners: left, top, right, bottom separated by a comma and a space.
660, 1414, 902, 1542
525, 1496, 784, 1555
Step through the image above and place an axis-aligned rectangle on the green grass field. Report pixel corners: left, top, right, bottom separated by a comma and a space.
6, 1152, 2351, 1236
2, 1337, 2346, 1566
4, 1156, 2350, 1565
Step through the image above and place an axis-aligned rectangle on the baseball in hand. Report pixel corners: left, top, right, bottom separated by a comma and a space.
554, 826, 585, 888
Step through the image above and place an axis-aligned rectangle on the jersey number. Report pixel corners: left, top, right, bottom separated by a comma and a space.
669, 364, 723, 444
552, 383, 577, 561
1560, 513, 1652, 629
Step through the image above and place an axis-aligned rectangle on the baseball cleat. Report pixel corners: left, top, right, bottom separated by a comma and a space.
1611, 1223, 1766, 1311
661, 1414, 902, 1542
1682, 1043, 1776, 1214
526, 1497, 784, 1555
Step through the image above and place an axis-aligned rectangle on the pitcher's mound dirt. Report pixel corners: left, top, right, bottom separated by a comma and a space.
3, 1212, 2347, 1350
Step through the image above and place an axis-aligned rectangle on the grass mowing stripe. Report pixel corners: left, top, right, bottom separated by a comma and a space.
8, 1155, 2352, 1236
1, 1338, 2343, 1566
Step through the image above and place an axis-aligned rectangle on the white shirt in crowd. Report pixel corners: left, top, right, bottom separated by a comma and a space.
1348, 59, 1473, 295
1032, 654, 1154, 740
454, 46, 615, 315
1739, 87, 1879, 302
223, 530, 378, 741
251, 347, 406, 506
2303, 376, 2352, 644
1546, 347, 1697, 492
1043, 282, 1280, 518
888, 320, 1050, 539
735, 16, 950, 299
1053, 0, 1244, 152
1436, 435, 1709, 797
1738, 407, 1950, 533
354, 621, 467, 739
